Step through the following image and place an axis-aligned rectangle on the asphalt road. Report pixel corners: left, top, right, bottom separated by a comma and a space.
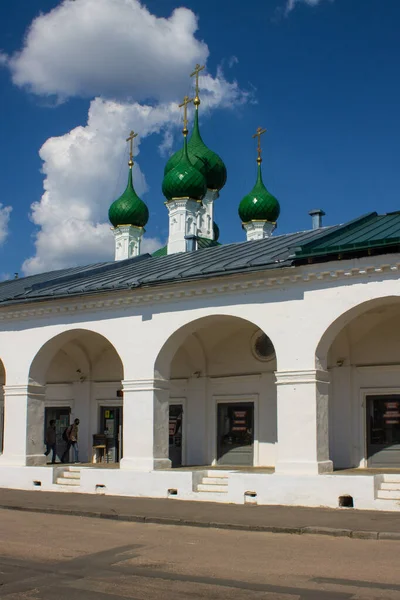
0, 508, 400, 599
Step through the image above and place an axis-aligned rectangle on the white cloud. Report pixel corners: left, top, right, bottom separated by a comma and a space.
285, 0, 333, 15
0, 205, 12, 246
12, 0, 249, 275
0, 52, 8, 67
9, 0, 208, 103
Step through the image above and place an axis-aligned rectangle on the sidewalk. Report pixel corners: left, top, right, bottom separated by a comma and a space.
0, 488, 399, 540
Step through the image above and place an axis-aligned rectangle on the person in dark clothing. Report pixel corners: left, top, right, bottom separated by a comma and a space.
62, 418, 80, 463
44, 419, 57, 464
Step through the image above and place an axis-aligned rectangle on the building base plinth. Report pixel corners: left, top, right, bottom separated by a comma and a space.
275, 460, 333, 475
119, 457, 171, 471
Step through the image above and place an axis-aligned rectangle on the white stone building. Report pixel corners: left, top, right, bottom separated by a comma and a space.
1, 84, 400, 511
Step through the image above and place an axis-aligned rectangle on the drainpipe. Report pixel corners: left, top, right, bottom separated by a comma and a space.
309, 209, 325, 230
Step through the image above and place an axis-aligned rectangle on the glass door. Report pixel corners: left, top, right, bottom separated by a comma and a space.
367, 395, 400, 467
100, 407, 123, 463
217, 403, 254, 466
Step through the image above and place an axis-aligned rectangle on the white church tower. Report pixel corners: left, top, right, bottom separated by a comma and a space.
109, 131, 149, 261
162, 64, 227, 254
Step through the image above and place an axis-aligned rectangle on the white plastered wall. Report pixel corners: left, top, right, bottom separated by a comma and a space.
0, 253, 399, 476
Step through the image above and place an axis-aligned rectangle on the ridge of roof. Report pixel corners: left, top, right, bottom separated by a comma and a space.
291, 213, 377, 259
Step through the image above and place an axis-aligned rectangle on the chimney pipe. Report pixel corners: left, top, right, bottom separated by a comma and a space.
184, 234, 198, 253
309, 209, 325, 230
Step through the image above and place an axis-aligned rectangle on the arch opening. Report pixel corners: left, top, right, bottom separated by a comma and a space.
155, 315, 277, 469
316, 297, 400, 471
29, 329, 124, 465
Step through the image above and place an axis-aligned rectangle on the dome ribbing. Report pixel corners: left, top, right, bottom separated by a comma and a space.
164, 110, 227, 192
238, 163, 280, 224
109, 167, 149, 228
162, 136, 207, 202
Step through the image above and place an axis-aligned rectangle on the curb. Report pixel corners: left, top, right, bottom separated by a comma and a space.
1, 503, 400, 540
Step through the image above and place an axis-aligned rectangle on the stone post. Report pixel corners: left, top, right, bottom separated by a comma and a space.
120, 378, 171, 471
275, 369, 333, 475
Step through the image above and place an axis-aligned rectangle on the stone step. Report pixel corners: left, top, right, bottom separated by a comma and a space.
62, 471, 81, 480
381, 483, 400, 491
204, 470, 230, 478
382, 474, 400, 483
56, 477, 80, 486
377, 490, 400, 500
197, 484, 228, 493
201, 477, 229, 485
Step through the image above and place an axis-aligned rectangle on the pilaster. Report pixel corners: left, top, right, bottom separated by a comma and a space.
114, 225, 143, 261
244, 221, 275, 241
167, 198, 200, 254
197, 189, 218, 240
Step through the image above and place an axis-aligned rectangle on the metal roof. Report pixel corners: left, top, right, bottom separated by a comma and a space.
293, 212, 400, 259
0, 228, 332, 306
1, 212, 399, 308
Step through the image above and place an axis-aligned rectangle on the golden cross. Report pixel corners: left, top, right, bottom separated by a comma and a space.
190, 63, 205, 107
126, 130, 138, 166
252, 126, 267, 163
179, 95, 194, 136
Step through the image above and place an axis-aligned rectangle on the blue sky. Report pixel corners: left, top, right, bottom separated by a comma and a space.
0, 0, 400, 277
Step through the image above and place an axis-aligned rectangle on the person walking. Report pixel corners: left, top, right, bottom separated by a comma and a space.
44, 419, 57, 464
62, 418, 80, 463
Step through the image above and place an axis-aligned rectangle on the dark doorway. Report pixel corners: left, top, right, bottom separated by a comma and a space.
169, 404, 183, 468
367, 395, 400, 467
100, 406, 123, 463
217, 403, 254, 466
44, 407, 71, 463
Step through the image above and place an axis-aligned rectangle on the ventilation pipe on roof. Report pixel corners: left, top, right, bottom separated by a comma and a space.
184, 234, 198, 252
309, 209, 325, 230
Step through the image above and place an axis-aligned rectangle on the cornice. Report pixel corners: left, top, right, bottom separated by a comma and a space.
275, 370, 330, 385
0, 257, 398, 323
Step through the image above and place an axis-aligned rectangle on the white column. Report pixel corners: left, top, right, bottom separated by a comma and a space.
167, 198, 200, 254
244, 221, 275, 241
0, 384, 46, 466
275, 370, 333, 475
72, 381, 91, 463
120, 378, 171, 471
114, 225, 143, 261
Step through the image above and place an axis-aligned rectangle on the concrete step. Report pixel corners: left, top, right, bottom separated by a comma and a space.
381, 483, 400, 491
197, 484, 228, 493
62, 471, 81, 480
382, 474, 400, 483
66, 466, 82, 472
377, 490, 400, 500
53, 484, 82, 493
202, 477, 229, 485
56, 477, 80, 486
204, 470, 230, 478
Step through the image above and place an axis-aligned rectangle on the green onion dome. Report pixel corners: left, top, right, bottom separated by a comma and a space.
162, 136, 207, 202
213, 221, 220, 241
238, 163, 280, 224
109, 167, 149, 228
164, 110, 227, 192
